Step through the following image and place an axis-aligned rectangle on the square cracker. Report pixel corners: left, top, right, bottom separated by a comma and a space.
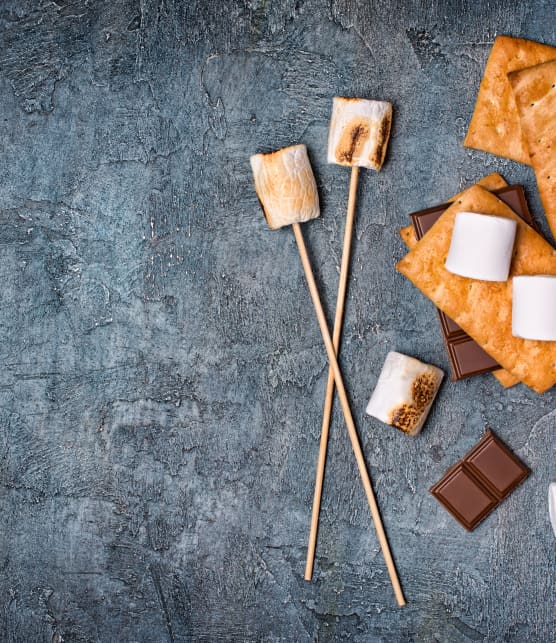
397, 174, 519, 389
509, 59, 556, 241
397, 185, 556, 393
398, 173, 508, 246
464, 36, 556, 164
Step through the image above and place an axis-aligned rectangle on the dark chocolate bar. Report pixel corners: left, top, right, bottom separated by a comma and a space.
430, 429, 530, 531
409, 185, 534, 380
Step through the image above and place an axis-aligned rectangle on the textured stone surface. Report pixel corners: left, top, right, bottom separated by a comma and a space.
0, 1, 555, 641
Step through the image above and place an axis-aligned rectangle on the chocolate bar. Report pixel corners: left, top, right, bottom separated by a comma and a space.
409, 185, 534, 380
430, 429, 530, 531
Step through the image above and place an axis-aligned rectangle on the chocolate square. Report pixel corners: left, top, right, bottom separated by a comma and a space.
466, 432, 530, 498
431, 464, 497, 529
430, 430, 530, 531
447, 336, 499, 380
438, 311, 463, 338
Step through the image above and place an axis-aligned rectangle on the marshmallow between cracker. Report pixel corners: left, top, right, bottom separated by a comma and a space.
366, 352, 443, 436
445, 212, 517, 281
328, 97, 393, 170
250, 144, 320, 230
512, 275, 556, 341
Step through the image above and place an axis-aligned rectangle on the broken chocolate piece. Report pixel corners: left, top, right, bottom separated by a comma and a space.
430, 429, 530, 531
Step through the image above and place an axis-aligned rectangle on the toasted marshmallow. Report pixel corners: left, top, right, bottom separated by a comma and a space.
512, 275, 556, 341
366, 352, 443, 436
328, 97, 393, 170
250, 144, 320, 230
445, 212, 517, 282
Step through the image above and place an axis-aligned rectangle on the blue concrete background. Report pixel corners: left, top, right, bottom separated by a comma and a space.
0, 1, 554, 641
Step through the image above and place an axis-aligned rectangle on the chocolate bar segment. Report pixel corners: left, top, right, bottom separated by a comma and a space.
433, 464, 497, 527
466, 435, 529, 498
409, 185, 534, 380
447, 336, 499, 380
430, 429, 530, 531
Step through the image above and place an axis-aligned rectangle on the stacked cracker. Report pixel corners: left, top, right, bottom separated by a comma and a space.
398, 173, 521, 388
464, 35, 556, 240
397, 184, 556, 394
396, 36, 556, 394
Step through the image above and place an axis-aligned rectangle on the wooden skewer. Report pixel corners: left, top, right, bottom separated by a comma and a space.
304, 166, 360, 581
292, 221, 406, 607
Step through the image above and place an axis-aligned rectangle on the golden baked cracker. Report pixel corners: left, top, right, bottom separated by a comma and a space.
509, 59, 556, 241
397, 185, 556, 393
398, 174, 519, 387
398, 173, 508, 262
451, 173, 508, 201
492, 369, 519, 388
464, 36, 556, 164
395, 233, 519, 387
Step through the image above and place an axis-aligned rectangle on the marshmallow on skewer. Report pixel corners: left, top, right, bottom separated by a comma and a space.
306, 98, 394, 583
328, 97, 393, 170
445, 212, 517, 281
366, 352, 443, 436
512, 275, 556, 341
250, 144, 319, 230
249, 143, 406, 604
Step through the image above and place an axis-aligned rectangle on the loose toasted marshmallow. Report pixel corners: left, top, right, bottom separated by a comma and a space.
512, 275, 556, 341
445, 212, 517, 281
250, 144, 320, 230
366, 352, 443, 436
328, 97, 393, 170
549, 483, 556, 537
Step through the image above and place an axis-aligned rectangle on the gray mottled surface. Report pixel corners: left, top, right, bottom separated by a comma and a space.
0, 1, 555, 641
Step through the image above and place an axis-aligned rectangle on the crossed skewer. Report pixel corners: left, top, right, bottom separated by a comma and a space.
250, 98, 405, 607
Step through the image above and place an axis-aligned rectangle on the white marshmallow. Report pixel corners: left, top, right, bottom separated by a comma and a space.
549, 483, 556, 537
445, 212, 517, 281
512, 275, 556, 341
327, 97, 392, 170
250, 144, 320, 230
366, 351, 443, 436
